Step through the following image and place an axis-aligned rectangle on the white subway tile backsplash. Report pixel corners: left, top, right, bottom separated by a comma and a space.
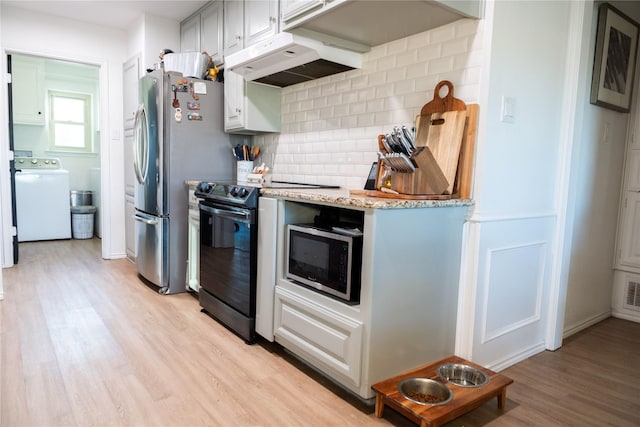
428, 56, 455, 75
417, 44, 444, 62
455, 19, 481, 37
443, 37, 469, 56
255, 18, 483, 189
429, 24, 457, 44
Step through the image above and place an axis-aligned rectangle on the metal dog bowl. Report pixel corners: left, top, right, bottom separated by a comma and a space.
437, 363, 489, 388
397, 378, 453, 405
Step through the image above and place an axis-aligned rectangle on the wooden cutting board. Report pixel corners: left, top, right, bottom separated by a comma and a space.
415, 111, 467, 194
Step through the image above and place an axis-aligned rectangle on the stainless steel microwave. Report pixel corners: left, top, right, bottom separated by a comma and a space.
286, 224, 362, 303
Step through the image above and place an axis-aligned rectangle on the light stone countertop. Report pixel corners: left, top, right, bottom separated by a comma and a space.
185, 180, 473, 209
259, 187, 474, 210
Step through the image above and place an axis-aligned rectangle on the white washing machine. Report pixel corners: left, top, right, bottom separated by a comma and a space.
15, 157, 71, 242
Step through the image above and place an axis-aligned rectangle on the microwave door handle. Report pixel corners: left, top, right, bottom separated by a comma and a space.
200, 204, 251, 223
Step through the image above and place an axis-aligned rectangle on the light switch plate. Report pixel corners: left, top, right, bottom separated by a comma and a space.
501, 96, 515, 124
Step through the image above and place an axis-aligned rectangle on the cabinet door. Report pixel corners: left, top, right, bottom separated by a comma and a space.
125, 194, 136, 261
123, 55, 139, 130
281, 0, 323, 23
224, 0, 244, 56
619, 191, 640, 268
12, 56, 45, 125
224, 70, 244, 130
200, 1, 224, 65
124, 128, 135, 196
181, 13, 201, 52
224, 71, 282, 134
187, 189, 200, 292
245, 0, 279, 47
274, 286, 363, 387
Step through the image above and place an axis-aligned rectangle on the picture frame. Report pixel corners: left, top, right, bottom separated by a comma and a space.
590, 3, 639, 113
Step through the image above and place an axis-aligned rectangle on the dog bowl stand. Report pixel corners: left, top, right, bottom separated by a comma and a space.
371, 355, 513, 427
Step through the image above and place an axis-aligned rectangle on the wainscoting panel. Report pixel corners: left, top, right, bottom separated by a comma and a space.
482, 241, 546, 343
466, 215, 556, 370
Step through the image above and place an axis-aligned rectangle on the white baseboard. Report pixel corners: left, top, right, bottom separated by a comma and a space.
563, 311, 611, 339
611, 310, 640, 323
485, 342, 547, 372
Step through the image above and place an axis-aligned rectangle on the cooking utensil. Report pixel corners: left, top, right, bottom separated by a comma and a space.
395, 126, 413, 155
381, 135, 393, 153
415, 110, 466, 194
420, 80, 466, 115
378, 152, 415, 173
402, 125, 415, 150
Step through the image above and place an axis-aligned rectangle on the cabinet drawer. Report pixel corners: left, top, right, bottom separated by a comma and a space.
274, 286, 363, 387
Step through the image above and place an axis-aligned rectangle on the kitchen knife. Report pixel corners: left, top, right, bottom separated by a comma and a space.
402, 125, 416, 150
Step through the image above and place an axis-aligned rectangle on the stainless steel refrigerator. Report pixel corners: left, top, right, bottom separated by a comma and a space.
133, 68, 233, 294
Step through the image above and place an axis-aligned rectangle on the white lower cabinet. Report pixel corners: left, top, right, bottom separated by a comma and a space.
187, 188, 200, 292
260, 196, 468, 400
125, 195, 136, 260
274, 286, 363, 388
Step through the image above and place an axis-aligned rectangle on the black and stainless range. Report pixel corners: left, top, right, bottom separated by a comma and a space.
195, 181, 261, 344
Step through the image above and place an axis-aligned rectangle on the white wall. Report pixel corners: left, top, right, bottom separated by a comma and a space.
562, 1, 640, 335
126, 13, 180, 76
254, 0, 626, 371
458, 0, 574, 368
254, 18, 485, 189
0, 5, 128, 262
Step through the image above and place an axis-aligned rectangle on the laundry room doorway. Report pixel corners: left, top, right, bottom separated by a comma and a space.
7, 52, 102, 263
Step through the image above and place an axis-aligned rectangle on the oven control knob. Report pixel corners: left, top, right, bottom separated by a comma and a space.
196, 182, 212, 194
229, 186, 239, 197
237, 187, 248, 198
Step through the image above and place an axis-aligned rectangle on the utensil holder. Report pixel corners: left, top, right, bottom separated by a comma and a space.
236, 161, 253, 182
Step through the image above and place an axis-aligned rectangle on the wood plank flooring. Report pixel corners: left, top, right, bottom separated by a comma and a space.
1, 238, 639, 426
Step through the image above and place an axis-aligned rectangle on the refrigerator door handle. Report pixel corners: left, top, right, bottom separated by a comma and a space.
133, 104, 149, 185
134, 212, 158, 225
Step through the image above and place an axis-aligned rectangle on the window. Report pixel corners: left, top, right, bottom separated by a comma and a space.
48, 91, 92, 152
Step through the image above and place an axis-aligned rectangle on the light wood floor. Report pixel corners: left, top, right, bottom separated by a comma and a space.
1, 239, 639, 426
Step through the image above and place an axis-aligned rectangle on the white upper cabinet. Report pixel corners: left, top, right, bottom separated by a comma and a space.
181, 1, 224, 66
224, 70, 281, 134
12, 56, 45, 125
245, 0, 279, 46
180, 13, 200, 52
224, 0, 244, 56
123, 55, 140, 130
200, 1, 224, 65
281, 0, 323, 24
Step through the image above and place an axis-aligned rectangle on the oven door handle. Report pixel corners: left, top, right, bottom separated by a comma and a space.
199, 204, 253, 223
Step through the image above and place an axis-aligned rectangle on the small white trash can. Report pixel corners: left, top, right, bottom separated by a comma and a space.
70, 205, 96, 239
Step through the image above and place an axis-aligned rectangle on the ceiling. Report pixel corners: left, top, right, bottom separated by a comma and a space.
1, 1, 210, 30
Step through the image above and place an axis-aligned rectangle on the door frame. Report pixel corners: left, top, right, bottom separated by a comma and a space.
0, 47, 111, 266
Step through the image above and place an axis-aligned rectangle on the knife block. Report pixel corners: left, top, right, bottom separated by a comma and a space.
375, 103, 478, 198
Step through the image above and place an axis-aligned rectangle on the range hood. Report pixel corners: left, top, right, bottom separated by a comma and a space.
224, 31, 366, 87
